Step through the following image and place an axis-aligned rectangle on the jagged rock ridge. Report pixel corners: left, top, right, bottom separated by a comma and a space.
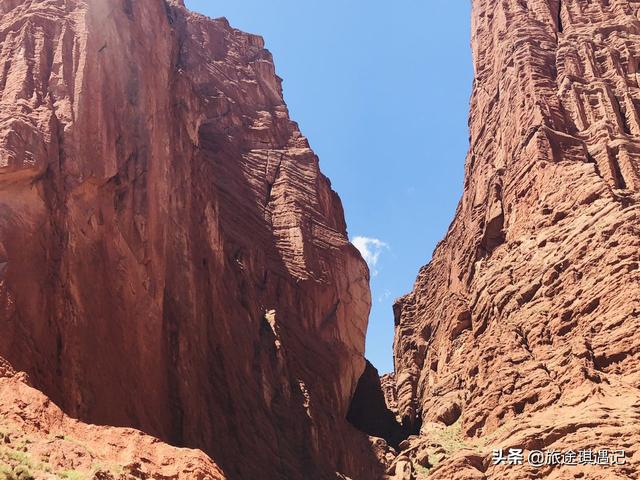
0, 1, 385, 478
391, 0, 640, 478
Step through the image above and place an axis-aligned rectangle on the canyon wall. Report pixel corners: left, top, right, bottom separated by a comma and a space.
0, 1, 382, 478
392, 0, 640, 478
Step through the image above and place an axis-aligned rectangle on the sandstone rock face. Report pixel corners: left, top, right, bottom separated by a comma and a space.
380, 373, 401, 422
393, 0, 640, 478
0, 1, 379, 478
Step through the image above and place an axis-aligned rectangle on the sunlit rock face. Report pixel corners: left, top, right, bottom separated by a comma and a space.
392, 0, 640, 478
0, 1, 382, 478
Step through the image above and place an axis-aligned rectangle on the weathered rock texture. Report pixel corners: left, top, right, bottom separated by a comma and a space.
0, 357, 227, 479
0, 1, 381, 478
393, 0, 640, 478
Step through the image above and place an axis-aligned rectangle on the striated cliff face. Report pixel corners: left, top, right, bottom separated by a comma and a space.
0, 1, 381, 478
393, 0, 640, 478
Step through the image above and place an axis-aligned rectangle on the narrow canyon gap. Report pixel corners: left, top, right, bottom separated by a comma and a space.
0, 0, 640, 479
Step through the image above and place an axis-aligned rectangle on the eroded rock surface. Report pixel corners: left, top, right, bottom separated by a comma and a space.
0, 357, 226, 480
392, 0, 640, 478
0, 1, 380, 478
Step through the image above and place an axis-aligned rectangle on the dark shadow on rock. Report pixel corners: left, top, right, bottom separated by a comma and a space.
347, 360, 409, 450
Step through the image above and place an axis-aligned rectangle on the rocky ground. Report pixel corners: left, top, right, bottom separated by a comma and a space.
0, 359, 225, 480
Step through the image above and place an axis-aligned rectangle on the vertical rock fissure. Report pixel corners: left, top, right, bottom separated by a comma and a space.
557, 0, 564, 33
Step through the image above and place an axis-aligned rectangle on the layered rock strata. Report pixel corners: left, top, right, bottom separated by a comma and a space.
0, 1, 380, 478
392, 0, 640, 478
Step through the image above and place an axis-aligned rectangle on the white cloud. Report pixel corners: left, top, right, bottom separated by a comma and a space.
352, 236, 389, 276
378, 289, 392, 303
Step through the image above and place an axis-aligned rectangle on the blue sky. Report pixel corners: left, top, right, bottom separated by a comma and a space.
185, 1, 473, 373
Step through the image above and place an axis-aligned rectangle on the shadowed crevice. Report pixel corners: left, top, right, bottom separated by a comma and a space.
347, 360, 411, 450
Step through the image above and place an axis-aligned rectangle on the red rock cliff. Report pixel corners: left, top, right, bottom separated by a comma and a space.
392, 0, 640, 478
0, 1, 381, 478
